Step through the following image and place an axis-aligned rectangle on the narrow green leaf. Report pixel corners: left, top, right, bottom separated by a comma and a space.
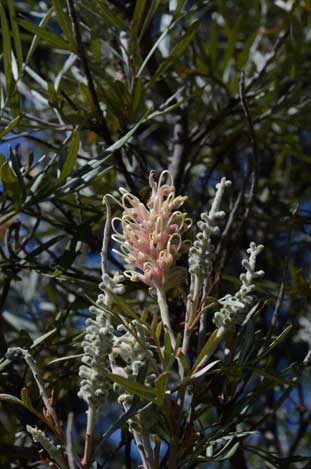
191, 360, 220, 380
52, 0, 75, 46
0, 392, 45, 424
149, 20, 199, 87
130, 77, 143, 120
48, 354, 84, 365
220, 19, 241, 80
7, 1, 23, 74
8, 80, 20, 118
103, 370, 156, 401
54, 53, 77, 92
137, 16, 183, 78
20, 387, 32, 407
132, 0, 147, 35
215, 441, 240, 461
97, 400, 152, 450
25, 235, 64, 261
178, 351, 191, 379
52, 239, 81, 277
0, 154, 23, 209
9, 147, 26, 198
31, 329, 57, 349
169, 20, 199, 59
156, 321, 163, 339
164, 333, 181, 372
150, 314, 159, 334
92, 3, 129, 31
28, 172, 46, 195
0, 4, 13, 87
0, 388, 44, 423
25, 8, 54, 64
174, 0, 187, 16
54, 164, 113, 196
209, 18, 217, 71
155, 372, 169, 408
57, 128, 80, 185
246, 366, 293, 386
18, 18, 71, 50
192, 328, 220, 370
163, 330, 172, 368
104, 118, 145, 153
255, 325, 293, 362
0, 116, 20, 139
138, 0, 161, 41
24, 64, 48, 90
0, 393, 24, 406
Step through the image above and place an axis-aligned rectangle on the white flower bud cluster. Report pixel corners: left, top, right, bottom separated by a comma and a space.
111, 320, 156, 408
78, 272, 125, 408
213, 242, 264, 328
26, 425, 67, 469
78, 311, 113, 408
101, 272, 125, 296
189, 177, 231, 278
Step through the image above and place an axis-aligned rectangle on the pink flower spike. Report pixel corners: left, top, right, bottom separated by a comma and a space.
112, 170, 192, 290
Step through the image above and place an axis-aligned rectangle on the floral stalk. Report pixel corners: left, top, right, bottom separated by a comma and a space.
78, 272, 123, 467
81, 407, 95, 467
110, 320, 156, 469
156, 286, 176, 349
182, 178, 231, 359
195, 242, 264, 371
112, 170, 191, 350
78, 200, 124, 468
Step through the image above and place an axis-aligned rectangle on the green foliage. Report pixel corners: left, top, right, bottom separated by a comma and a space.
0, 0, 311, 468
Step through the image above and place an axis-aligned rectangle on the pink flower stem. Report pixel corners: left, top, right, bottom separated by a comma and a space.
156, 287, 176, 350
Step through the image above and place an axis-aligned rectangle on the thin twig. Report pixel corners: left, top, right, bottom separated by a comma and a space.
240, 71, 258, 169
239, 70, 258, 218
215, 183, 244, 274
245, 28, 289, 92
66, 0, 111, 143
265, 206, 297, 343
81, 406, 95, 468
21, 112, 70, 129
288, 409, 311, 456
5, 347, 62, 435
245, 0, 267, 76
192, 326, 226, 373
215, 71, 260, 275
251, 353, 311, 431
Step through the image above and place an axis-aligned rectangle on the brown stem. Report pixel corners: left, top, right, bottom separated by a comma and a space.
66, 0, 111, 142
81, 406, 95, 468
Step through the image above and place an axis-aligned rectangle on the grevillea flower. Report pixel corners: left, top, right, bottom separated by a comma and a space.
213, 242, 264, 328
112, 170, 192, 290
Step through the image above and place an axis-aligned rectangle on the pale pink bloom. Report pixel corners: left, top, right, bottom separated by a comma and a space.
112, 171, 192, 290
